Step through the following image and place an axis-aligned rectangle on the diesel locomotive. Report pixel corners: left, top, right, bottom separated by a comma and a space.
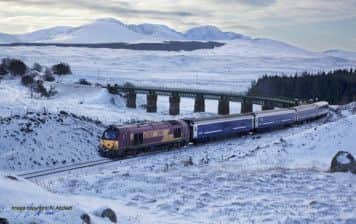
99, 101, 328, 158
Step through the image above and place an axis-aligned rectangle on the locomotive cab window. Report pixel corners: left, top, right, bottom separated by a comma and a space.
133, 133, 143, 145
102, 128, 119, 140
173, 128, 181, 138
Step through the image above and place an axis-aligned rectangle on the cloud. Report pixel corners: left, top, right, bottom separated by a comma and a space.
210, 0, 277, 7
1, 0, 196, 17
0, 0, 355, 51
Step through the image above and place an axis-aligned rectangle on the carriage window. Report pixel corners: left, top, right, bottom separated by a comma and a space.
173, 128, 181, 138
133, 133, 143, 145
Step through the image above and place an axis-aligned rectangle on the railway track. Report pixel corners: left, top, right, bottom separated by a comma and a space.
17, 158, 117, 179
17, 147, 179, 179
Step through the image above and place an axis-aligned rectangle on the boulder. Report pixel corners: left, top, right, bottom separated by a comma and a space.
80, 213, 91, 224
94, 207, 117, 223
101, 208, 117, 223
0, 217, 9, 224
330, 151, 356, 174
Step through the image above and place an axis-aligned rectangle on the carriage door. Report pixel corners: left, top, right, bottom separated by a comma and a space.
133, 133, 143, 145
173, 128, 181, 138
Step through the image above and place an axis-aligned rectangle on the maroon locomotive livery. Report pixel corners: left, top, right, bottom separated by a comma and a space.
99, 120, 190, 157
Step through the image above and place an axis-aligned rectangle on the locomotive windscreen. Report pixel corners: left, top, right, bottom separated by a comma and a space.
102, 128, 119, 140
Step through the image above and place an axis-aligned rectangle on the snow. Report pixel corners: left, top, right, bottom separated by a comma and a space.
0, 108, 105, 171
0, 174, 157, 224
0, 18, 247, 43
324, 50, 356, 61
17, 26, 73, 43
0, 32, 20, 43
128, 23, 185, 40
41, 113, 356, 224
184, 25, 246, 40
0, 39, 355, 94
336, 152, 352, 165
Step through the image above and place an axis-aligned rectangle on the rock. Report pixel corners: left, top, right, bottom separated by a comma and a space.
0, 217, 9, 224
101, 208, 117, 223
80, 213, 91, 224
5, 175, 18, 181
330, 151, 356, 174
94, 207, 117, 223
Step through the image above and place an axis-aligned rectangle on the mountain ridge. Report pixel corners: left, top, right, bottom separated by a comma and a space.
0, 18, 247, 43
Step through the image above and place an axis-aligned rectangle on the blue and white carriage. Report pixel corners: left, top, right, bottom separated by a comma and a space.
184, 114, 254, 142
254, 109, 297, 130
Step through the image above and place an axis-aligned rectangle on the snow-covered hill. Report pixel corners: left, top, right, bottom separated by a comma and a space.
0, 32, 19, 43
184, 25, 246, 40
0, 111, 105, 171
51, 18, 156, 43
324, 50, 356, 61
128, 23, 184, 40
17, 26, 73, 43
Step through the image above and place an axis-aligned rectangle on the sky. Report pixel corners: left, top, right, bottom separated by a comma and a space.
0, 0, 355, 51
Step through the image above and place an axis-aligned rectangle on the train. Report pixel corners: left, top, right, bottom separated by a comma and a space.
99, 101, 329, 158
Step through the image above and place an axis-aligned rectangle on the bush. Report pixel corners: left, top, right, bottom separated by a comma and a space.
43, 68, 55, 82
52, 63, 71, 75
27, 70, 40, 78
32, 62, 42, 72
7, 59, 27, 76
34, 84, 58, 97
0, 64, 7, 76
21, 75, 34, 86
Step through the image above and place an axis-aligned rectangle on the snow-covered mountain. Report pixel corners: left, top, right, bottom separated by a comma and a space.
51, 18, 155, 43
0, 18, 355, 58
128, 23, 184, 40
323, 49, 356, 61
184, 25, 246, 40
0, 18, 246, 43
0, 32, 20, 43
17, 26, 73, 43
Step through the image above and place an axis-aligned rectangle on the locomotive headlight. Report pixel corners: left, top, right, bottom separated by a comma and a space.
100, 139, 119, 150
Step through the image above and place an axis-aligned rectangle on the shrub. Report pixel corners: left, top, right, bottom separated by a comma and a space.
43, 68, 55, 82
52, 63, 71, 75
21, 75, 34, 86
33, 80, 47, 96
32, 62, 42, 72
7, 59, 27, 76
27, 70, 40, 78
0, 64, 7, 76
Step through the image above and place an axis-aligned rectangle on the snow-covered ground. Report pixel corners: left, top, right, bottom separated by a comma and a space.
1, 40, 355, 93
1, 105, 355, 223
1, 35, 356, 223
33, 113, 356, 223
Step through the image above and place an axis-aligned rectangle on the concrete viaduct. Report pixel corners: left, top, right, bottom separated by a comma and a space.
107, 84, 298, 115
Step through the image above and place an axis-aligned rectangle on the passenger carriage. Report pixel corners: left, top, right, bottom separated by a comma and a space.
254, 108, 296, 130
184, 114, 254, 143
294, 104, 319, 122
